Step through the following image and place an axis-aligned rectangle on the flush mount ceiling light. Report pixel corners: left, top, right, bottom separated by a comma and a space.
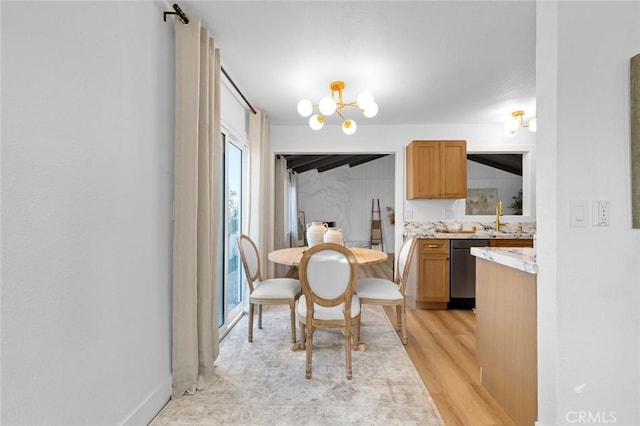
297, 81, 378, 135
504, 110, 537, 137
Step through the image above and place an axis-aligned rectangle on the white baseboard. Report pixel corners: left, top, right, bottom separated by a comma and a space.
122, 375, 171, 426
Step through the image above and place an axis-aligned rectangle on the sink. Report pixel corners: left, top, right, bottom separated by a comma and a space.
474, 230, 494, 237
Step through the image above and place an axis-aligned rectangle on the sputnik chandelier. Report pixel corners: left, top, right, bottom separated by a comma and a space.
504, 110, 537, 137
297, 81, 378, 135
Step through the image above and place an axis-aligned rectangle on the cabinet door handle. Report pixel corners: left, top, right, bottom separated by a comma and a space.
428, 244, 439, 248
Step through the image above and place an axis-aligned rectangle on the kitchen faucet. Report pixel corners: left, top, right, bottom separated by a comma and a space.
495, 200, 504, 231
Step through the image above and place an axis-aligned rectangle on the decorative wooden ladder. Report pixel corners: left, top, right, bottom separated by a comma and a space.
369, 198, 384, 251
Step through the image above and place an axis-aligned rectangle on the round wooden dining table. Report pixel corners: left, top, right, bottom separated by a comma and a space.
268, 246, 388, 266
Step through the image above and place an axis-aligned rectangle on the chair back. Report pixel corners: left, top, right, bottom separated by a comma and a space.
299, 243, 358, 316
396, 236, 418, 294
237, 234, 262, 293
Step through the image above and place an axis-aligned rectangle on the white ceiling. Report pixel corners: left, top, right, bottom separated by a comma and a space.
180, 1, 536, 127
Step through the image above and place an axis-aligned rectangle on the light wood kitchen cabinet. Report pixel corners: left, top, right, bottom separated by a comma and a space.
490, 238, 534, 248
415, 239, 450, 309
406, 140, 467, 199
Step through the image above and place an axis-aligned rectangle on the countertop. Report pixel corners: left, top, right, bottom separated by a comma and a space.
403, 221, 536, 240
470, 247, 538, 274
409, 230, 535, 240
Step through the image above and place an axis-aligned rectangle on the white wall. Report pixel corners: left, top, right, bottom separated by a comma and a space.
1, 2, 174, 425
537, 1, 640, 425
296, 155, 395, 252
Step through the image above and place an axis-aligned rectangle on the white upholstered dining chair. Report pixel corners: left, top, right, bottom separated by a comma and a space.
356, 235, 417, 345
296, 243, 361, 379
237, 234, 301, 344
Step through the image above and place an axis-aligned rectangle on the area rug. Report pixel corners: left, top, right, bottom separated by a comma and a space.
151, 304, 444, 425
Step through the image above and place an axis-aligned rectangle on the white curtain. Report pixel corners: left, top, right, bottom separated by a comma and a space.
171, 17, 222, 399
248, 111, 273, 278
273, 156, 290, 278
289, 172, 301, 246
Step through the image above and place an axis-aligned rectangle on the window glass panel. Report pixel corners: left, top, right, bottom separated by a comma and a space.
218, 134, 245, 335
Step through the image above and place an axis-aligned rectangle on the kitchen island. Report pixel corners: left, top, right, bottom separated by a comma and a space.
471, 246, 537, 426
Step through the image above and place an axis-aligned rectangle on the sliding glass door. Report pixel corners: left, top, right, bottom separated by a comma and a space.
219, 133, 245, 337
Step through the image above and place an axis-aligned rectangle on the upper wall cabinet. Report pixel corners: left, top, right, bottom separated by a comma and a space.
406, 140, 467, 199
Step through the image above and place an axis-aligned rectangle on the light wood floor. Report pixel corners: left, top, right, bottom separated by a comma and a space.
359, 255, 515, 426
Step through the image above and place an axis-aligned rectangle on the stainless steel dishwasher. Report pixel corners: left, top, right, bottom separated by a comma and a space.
449, 239, 490, 309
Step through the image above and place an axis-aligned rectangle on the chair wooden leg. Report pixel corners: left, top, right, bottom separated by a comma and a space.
305, 328, 313, 379
357, 302, 363, 342
289, 301, 297, 343
354, 316, 367, 351
345, 321, 353, 380
299, 322, 306, 350
248, 303, 254, 343
400, 302, 408, 345
353, 317, 361, 348
258, 304, 263, 329
396, 305, 402, 331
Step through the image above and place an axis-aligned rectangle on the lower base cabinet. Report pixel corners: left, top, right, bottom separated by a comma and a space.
409, 237, 534, 310
415, 239, 450, 309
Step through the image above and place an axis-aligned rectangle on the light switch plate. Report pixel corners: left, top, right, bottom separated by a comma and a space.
570, 200, 589, 227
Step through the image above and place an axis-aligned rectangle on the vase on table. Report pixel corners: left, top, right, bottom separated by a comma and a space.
306, 222, 327, 247
323, 227, 344, 246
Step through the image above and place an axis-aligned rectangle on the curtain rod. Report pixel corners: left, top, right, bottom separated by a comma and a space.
163, 3, 189, 24
163, 2, 257, 115
221, 67, 257, 115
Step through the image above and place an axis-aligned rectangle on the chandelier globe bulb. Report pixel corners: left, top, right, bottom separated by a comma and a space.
342, 119, 357, 135
503, 117, 519, 137
357, 91, 375, 110
297, 99, 313, 117
363, 102, 379, 118
309, 114, 324, 130
319, 96, 337, 116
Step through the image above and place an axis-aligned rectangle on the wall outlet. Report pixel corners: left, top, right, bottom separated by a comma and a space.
592, 200, 610, 226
